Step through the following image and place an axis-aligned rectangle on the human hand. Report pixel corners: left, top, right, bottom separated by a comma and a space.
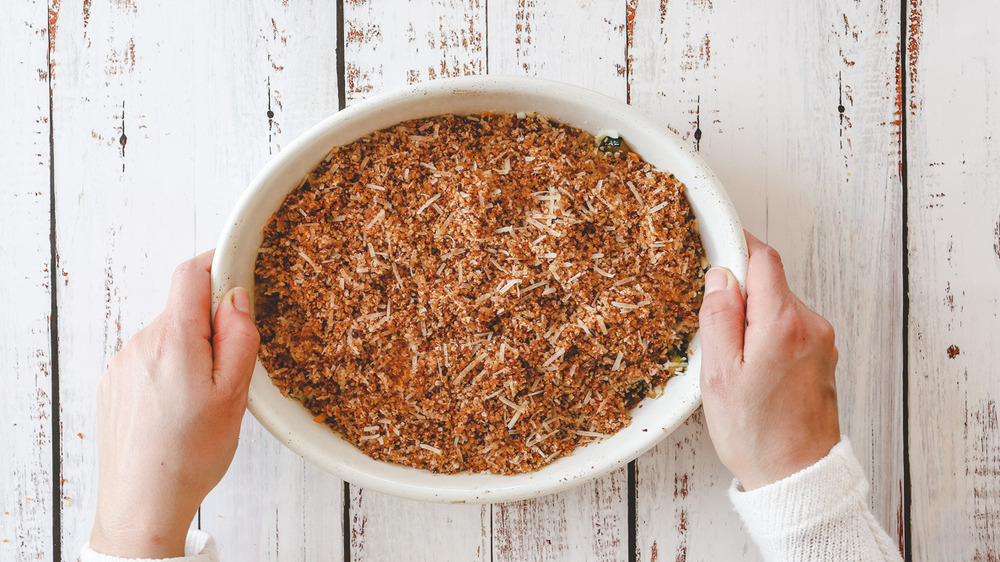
698, 231, 840, 491
89, 251, 260, 558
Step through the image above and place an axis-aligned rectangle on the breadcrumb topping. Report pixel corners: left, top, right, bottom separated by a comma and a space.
254, 113, 706, 474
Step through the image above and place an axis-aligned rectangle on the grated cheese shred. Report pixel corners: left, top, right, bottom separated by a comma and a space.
254, 113, 706, 475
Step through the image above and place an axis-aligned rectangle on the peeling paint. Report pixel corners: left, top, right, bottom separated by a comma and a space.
675, 509, 688, 562
343, 0, 484, 102
893, 39, 902, 174
673, 473, 689, 499
907, 0, 922, 109
679, 34, 711, 71
626, 0, 637, 103
970, 400, 1000, 560
110, 0, 137, 14
47, 0, 60, 67
993, 213, 1000, 261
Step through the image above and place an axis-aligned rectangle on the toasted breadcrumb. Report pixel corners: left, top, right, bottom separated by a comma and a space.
255, 113, 706, 474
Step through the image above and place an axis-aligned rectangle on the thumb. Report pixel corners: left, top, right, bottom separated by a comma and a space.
212, 287, 261, 395
699, 267, 746, 381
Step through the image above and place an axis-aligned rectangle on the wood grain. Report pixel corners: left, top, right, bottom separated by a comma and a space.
629, 0, 904, 559
486, 2, 630, 561
906, 0, 1000, 559
51, 0, 198, 554
3, 0, 995, 558
0, 1, 54, 559
348, 490, 490, 562
49, 1, 344, 559
629, 1, 764, 555
492, 468, 629, 562
344, 0, 486, 105
194, 3, 346, 561
487, 0, 628, 100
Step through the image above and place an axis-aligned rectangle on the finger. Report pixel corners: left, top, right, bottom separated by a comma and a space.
699, 267, 746, 377
211, 287, 260, 397
743, 231, 794, 324
164, 250, 216, 341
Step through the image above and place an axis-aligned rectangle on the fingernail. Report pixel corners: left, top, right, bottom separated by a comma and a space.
232, 287, 251, 313
705, 267, 730, 295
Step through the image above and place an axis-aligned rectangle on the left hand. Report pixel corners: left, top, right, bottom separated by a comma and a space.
89, 250, 260, 558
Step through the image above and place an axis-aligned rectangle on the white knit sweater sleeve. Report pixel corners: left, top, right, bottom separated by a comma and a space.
81, 530, 217, 562
729, 437, 902, 561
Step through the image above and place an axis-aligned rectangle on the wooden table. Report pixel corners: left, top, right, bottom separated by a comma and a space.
2, 1, 997, 560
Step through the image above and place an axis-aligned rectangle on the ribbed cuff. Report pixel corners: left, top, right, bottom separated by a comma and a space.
81, 530, 217, 562
729, 437, 867, 540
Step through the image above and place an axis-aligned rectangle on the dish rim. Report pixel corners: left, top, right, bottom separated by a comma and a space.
211, 75, 748, 503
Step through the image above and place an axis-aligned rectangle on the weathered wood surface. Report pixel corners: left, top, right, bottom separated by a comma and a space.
48, 1, 344, 560
192, 3, 346, 561
0, 2, 54, 560
4, 0, 997, 559
630, 0, 905, 559
906, 0, 1000, 560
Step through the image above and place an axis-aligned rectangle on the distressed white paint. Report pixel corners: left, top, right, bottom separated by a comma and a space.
487, 2, 630, 561
5, 0, 995, 558
345, 0, 485, 106
52, 0, 205, 554
349, 490, 491, 562
629, 3, 765, 557
487, 0, 627, 101
0, 1, 54, 560
50, 1, 343, 560
630, 0, 904, 559
193, 3, 345, 561
906, 0, 1000, 559
492, 467, 629, 562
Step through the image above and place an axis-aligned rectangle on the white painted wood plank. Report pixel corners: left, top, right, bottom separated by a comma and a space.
487, 0, 627, 101
630, 0, 904, 559
628, 1, 767, 558
492, 467, 629, 562
349, 490, 491, 562
344, 0, 486, 106
487, 3, 630, 561
342, 3, 492, 559
52, 1, 201, 556
629, 3, 763, 557
50, 1, 343, 559
906, 0, 1000, 559
0, 1, 54, 559
634, 412, 754, 561
193, 3, 345, 561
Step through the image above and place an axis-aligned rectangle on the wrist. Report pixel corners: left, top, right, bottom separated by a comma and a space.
90, 508, 193, 559
735, 434, 841, 491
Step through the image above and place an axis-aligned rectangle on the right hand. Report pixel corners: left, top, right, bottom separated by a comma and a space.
698, 231, 841, 491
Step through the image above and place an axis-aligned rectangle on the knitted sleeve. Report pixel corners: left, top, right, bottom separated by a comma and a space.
81, 530, 217, 562
729, 437, 903, 561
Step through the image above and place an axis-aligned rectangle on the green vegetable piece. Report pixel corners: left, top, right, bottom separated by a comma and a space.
598, 135, 624, 152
